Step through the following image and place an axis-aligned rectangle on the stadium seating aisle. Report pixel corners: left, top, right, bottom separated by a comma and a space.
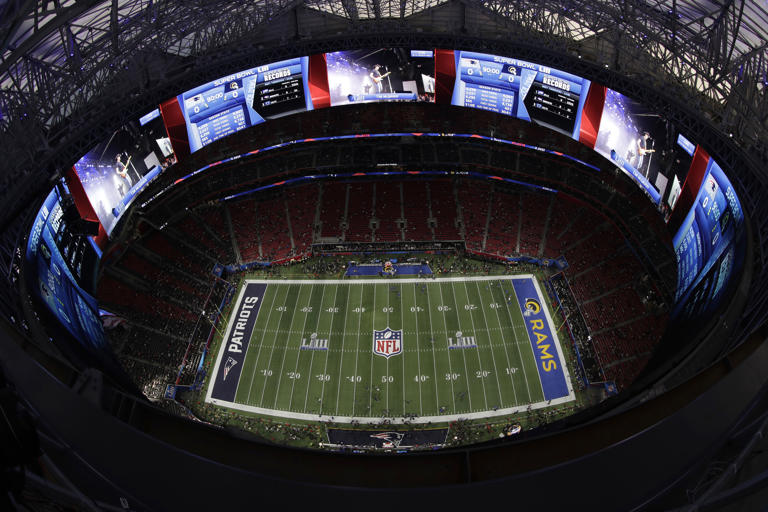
255, 197, 293, 261
542, 194, 581, 258
374, 182, 403, 242
174, 213, 231, 263
319, 182, 347, 239
191, 205, 236, 263
227, 200, 261, 262
458, 180, 491, 249
143, 231, 208, 277
403, 181, 432, 241
118, 249, 206, 308
345, 183, 374, 242
518, 191, 551, 257
430, 180, 461, 240
484, 187, 519, 257
286, 184, 319, 256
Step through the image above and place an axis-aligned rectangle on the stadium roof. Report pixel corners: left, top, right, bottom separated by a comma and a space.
1, 0, 766, 129
0, 2, 766, 330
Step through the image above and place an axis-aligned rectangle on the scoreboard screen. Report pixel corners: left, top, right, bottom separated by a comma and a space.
251, 60, 307, 118
178, 57, 314, 153
450, 51, 591, 138
26, 186, 105, 347
673, 157, 743, 310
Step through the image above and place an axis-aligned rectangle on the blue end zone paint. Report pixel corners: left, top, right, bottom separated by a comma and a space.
210, 282, 267, 401
345, 263, 432, 276
511, 278, 569, 400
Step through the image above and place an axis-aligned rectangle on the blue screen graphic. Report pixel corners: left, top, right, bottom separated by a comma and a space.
178, 57, 314, 153
26, 187, 106, 348
673, 158, 744, 311
451, 51, 591, 139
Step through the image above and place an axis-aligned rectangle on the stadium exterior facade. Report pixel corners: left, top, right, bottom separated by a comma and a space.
1, 1, 767, 509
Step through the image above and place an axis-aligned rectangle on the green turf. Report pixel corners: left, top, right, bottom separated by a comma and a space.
211, 275, 562, 422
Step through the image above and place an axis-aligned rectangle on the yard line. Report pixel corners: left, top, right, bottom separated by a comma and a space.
344, 285, 363, 416
289, 285, 324, 410
485, 280, 520, 405
473, 280, 505, 407
258, 284, 297, 407
368, 285, 377, 414
458, 280, 489, 410
448, 280, 477, 411
320, 284, 347, 414
335, 285, 359, 416
272, 284, 312, 409
399, 282, 406, 416
411, 283, 424, 416
304, 284, 336, 412
244, 285, 281, 405
500, 281, 533, 403
385, 284, 390, 412
423, 282, 440, 415
433, 282, 457, 413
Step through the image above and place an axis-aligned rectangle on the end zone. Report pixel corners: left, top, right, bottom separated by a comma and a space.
206, 282, 268, 402
510, 277, 574, 401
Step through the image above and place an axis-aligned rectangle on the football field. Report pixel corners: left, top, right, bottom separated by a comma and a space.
205, 275, 574, 423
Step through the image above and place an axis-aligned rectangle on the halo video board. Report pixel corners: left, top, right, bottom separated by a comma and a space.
672, 157, 744, 319
177, 57, 316, 153
448, 50, 591, 139
73, 112, 173, 235
26, 185, 105, 347
325, 48, 435, 105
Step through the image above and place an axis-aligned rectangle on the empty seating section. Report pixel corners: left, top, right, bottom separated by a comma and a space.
143, 231, 206, 277
256, 197, 292, 261
175, 208, 233, 263
568, 247, 645, 302
198, 205, 235, 262
119, 249, 197, 299
374, 182, 402, 242
97, 274, 196, 331
518, 192, 551, 257
319, 183, 346, 239
578, 287, 645, 332
542, 195, 580, 258
287, 185, 318, 255
228, 200, 261, 262
458, 181, 491, 250
485, 189, 519, 256
403, 182, 432, 241
556, 212, 606, 271
345, 183, 374, 242
430, 181, 461, 240
590, 315, 666, 389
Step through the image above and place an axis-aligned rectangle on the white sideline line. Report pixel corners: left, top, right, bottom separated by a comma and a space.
206, 394, 575, 425
242, 275, 536, 285
205, 284, 248, 403
532, 275, 575, 400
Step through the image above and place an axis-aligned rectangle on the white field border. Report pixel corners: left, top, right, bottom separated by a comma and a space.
531, 276, 576, 402
204, 274, 576, 424
205, 281, 249, 403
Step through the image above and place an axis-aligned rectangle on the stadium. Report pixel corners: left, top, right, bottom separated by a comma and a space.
0, 0, 767, 510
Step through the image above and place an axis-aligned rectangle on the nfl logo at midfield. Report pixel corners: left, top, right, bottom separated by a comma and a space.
373, 327, 403, 359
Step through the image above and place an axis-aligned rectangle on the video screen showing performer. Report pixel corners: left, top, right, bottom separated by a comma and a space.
73, 114, 175, 234
326, 48, 435, 105
594, 88, 680, 203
